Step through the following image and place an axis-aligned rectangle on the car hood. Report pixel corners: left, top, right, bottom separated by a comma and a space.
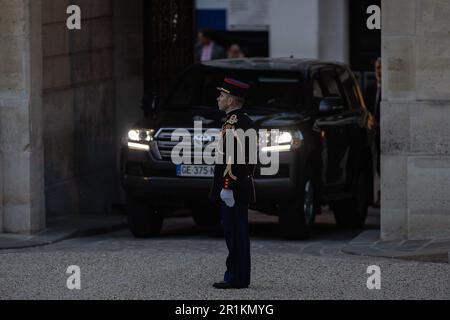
132, 107, 311, 131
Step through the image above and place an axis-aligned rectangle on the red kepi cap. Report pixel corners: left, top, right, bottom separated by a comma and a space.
217, 78, 250, 99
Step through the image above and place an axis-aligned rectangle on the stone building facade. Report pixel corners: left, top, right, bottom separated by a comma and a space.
1, 0, 449, 241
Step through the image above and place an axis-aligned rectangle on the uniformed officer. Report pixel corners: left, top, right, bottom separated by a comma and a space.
209, 77, 257, 289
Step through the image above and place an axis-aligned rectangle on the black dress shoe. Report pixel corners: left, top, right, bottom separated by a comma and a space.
213, 281, 248, 289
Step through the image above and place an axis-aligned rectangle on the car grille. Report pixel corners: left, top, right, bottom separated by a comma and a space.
155, 128, 221, 163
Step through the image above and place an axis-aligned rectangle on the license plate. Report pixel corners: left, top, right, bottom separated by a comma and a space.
176, 165, 214, 178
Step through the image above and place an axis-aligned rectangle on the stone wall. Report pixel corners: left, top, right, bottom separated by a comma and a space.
42, 0, 116, 217
112, 0, 144, 202
381, 0, 450, 240
0, 0, 45, 233
0, 0, 144, 232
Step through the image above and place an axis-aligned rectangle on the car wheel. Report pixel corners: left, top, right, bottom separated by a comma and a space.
126, 196, 164, 238
191, 205, 221, 226
333, 170, 369, 228
279, 174, 317, 240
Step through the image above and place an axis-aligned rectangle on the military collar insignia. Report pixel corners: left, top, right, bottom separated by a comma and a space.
227, 114, 238, 125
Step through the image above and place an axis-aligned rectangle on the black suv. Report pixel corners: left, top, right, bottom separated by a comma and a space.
121, 58, 376, 239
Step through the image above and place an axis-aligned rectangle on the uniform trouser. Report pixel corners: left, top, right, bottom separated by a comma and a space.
221, 202, 251, 287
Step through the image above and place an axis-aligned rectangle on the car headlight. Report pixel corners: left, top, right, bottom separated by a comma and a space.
128, 129, 155, 142
260, 130, 303, 152
127, 129, 155, 151
128, 130, 140, 142
276, 132, 293, 145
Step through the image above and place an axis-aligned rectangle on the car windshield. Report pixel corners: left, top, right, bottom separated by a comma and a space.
165, 66, 305, 111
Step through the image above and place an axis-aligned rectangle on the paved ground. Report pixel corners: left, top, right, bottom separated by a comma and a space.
0, 208, 449, 300
0, 215, 127, 250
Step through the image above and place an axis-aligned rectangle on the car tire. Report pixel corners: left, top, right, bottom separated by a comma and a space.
191, 205, 221, 226
333, 170, 369, 228
126, 196, 164, 238
279, 172, 317, 240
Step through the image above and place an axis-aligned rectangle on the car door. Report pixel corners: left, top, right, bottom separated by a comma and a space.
313, 67, 361, 193
337, 66, 375, 190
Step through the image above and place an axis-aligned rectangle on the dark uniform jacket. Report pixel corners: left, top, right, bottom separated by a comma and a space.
209, 108, 258, 205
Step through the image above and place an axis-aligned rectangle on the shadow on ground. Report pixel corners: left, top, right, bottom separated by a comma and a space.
149, 207, 380, 243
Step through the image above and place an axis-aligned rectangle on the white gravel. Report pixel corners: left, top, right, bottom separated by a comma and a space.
1, 226, 449, 300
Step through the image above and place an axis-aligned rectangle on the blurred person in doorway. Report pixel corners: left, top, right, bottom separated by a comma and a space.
195, 28, 226, 62
227, 44, 245, 59
365, 57, 381, 208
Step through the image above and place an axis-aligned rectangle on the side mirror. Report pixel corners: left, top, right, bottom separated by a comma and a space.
319, 97, 345, 114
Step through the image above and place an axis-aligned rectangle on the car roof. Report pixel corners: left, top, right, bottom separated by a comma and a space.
200, 57, 347, 72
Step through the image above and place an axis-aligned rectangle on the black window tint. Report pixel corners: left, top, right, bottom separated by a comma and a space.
166, 67, 305, 111
320, 69, 349, 110
321, 71, 341, 97
339, 67, 365, 110
313, 78, 324, 99
311, 76, 324, 111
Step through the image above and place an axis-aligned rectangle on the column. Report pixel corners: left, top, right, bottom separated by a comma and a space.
0, 0, 45, 234
381, 0, 450, 240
